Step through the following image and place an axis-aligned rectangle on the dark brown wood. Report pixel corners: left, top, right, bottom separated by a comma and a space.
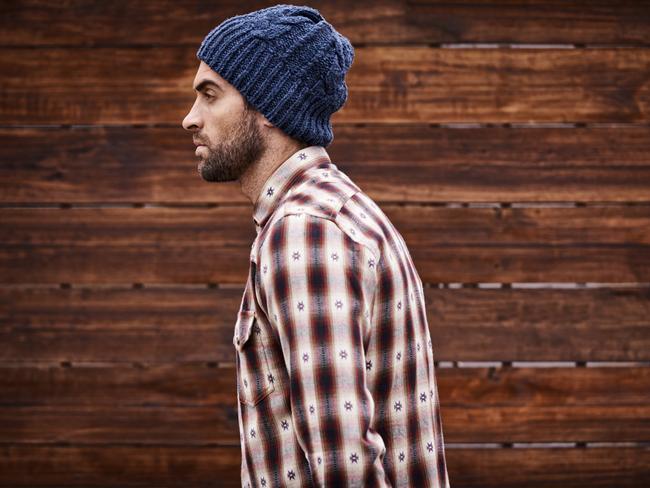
2, 286, 648, 362
1, 0, 649, 46
2, 125, 650, 203
1, 445, 648, 488
0, 286, 242, 363
1, 206, 648, 284
0, 365, 648, 443
0, 445, 242, 487
2, 48, 649, 124
445, 446, 650, 488
1, 3, 648, 487
425, 287, 650, 362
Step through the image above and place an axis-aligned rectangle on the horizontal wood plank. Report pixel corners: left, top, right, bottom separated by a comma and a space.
1, 206, 648, 284
1, 445, 648, 488
2, 286, 648, 362
445, 446, 650, 488
0, 445, 242, 488
2, 48, 649, 124
3, 3, 648, 487
1, 0, 649, 46
1, 365, 648, 443
2, 125, 650, 203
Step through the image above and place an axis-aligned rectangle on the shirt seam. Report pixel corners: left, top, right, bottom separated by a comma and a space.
255, 211, 379, 269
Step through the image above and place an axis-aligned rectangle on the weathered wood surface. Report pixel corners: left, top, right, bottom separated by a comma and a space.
0, 365, 648, 443
2, 48, 649, 125
1, 206, 648, 283
2, 126, 649, 203
2, 1, 648, 486
2, 286, 648, 362
1, 0, 649, 46
1, 445, 647, 488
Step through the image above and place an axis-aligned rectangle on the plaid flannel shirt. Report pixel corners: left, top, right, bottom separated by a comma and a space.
234, 145, 450, 487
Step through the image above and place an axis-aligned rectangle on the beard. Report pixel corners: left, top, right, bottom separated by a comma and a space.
197, 106, 265, 182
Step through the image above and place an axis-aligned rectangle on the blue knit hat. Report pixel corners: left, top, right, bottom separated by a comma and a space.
196, 3, 354, 147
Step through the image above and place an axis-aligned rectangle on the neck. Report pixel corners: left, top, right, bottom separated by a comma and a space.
240, 138, 305, 206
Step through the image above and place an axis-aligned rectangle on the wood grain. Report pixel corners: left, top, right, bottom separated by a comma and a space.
2, 125, 649, 203
0, 445, 242, 488
0, 365, 648, 443
2, 1, 648, 486
2, 48, 648, 124
1, 206, 648, 283
1, 0, 648, 46
2, 286, 648, 362
1, 445, 647, 487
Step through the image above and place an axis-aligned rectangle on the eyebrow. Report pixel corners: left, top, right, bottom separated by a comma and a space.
193, 79, 223, 93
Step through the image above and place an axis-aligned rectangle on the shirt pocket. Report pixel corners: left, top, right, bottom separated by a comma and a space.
233, 309, 275, 407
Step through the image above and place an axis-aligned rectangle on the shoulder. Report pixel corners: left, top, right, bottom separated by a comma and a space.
255, 166, 383, 264
259, 211, 378, 264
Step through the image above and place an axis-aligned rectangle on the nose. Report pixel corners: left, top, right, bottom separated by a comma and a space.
182, 98, 202, 131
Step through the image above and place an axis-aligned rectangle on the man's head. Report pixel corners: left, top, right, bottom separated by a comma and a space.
182, 4, 354, 181
183, 61, 268, 182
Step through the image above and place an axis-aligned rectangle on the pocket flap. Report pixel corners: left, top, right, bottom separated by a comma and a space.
233, 309, 255, 351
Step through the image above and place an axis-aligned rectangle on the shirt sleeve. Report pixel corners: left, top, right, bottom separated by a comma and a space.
257, 212, 389, 486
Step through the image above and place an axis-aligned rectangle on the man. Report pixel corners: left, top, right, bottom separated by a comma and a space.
182, 4, 450, 487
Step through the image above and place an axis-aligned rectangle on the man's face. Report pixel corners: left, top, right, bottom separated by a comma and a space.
182, 61, 265, 182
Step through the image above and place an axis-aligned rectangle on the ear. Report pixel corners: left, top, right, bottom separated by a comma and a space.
257, 111, 275, 129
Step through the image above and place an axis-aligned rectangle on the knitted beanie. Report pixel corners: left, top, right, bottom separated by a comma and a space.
196, 3, 354, 147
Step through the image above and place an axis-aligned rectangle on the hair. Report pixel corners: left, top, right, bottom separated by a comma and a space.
242, 96, 256, 113
243, 96, 312, 149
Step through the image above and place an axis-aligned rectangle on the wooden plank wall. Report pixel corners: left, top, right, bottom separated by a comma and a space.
1, 1, 649, 486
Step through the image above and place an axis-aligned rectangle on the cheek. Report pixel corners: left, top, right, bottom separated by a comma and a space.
203, 100, 243, 138
202, 124, 224, 145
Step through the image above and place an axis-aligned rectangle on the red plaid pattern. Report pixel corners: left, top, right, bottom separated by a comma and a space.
234, 146, 450, 487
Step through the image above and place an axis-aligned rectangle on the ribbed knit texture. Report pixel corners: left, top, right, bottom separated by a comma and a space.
196, 4, 354, 147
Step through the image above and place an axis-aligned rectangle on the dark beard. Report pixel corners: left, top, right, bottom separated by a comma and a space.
198, 107, 264, 182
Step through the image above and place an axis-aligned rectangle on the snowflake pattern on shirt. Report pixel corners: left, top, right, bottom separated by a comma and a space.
234, 145, 450, 488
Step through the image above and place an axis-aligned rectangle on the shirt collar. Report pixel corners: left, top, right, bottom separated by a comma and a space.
252, 145, 332, 230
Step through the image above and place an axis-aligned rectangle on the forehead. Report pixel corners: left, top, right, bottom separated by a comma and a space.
193, 61, 226, 87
